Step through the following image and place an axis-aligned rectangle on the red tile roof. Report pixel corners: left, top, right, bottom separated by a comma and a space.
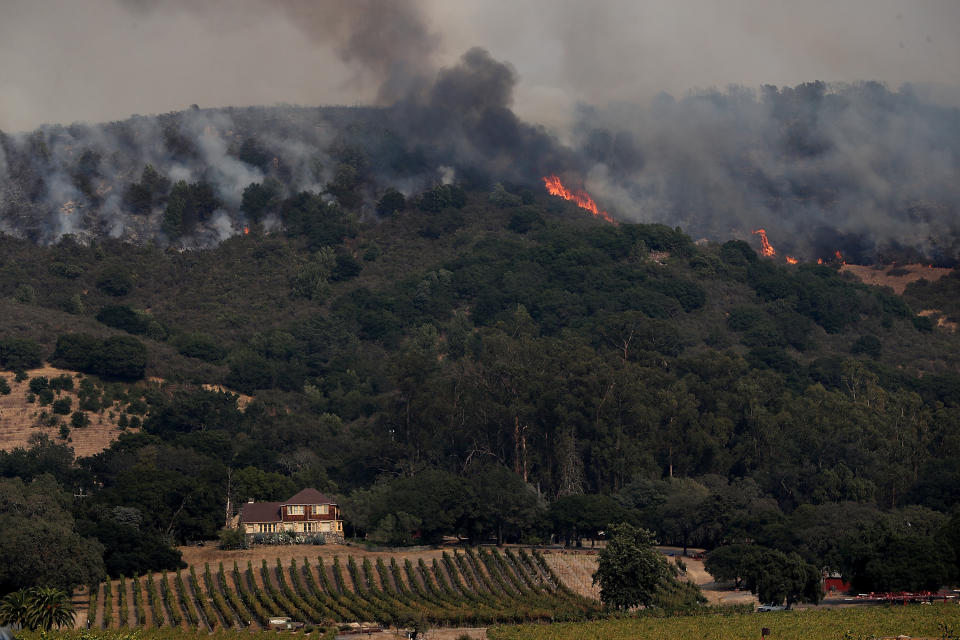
284, 488, 336, 506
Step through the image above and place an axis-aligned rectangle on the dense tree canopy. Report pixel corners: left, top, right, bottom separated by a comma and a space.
0, 182, 959, 594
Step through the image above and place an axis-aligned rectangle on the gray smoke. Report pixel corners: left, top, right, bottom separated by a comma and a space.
2, 1, 960, 261
572, 82, 960, 262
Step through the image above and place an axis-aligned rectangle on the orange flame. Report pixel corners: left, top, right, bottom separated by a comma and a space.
752, 229, 776, 257
835, 250, 843, 260
817, 258, 824, 265
543, 175, 617, 225
786, 256, 798, 264
243, 226, 250, 235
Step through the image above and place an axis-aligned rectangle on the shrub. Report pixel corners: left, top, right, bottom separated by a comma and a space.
49, 374, 74, 392
52, 397, 72, 415
96, 305, 149, 334
218, 528, 246, 550
96, 266, 134, 296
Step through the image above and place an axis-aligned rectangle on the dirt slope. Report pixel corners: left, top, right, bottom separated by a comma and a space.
0, 365, 138, 458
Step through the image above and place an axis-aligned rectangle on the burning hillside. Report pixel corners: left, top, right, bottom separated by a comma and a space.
0, 50, 957, 265
543, 175, 617, 225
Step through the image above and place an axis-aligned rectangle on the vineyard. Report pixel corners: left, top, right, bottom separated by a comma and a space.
82, 548, 601, 632
487, 603, 960, 640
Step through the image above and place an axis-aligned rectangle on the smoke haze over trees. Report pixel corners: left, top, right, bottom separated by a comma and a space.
1, 3, 959, 261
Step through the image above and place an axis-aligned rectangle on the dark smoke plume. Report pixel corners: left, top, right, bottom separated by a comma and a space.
267, 0, 440, 104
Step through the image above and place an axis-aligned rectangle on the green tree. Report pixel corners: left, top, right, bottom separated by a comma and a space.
376, 188, 406, 216
241, 178, 282, 222
96, 335, 147, 380
96, 265, 134, 297
0, 589, 31, 629
741, 548, 823, 607
0, 587, 72, 631
593, 522, 672, 610
0, 476, 105, 593
705, 544, 766, 590
0, 338, 42, 371
24, 586, 76, 630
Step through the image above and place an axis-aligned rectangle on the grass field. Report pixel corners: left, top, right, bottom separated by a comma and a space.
487, 603, 960, 640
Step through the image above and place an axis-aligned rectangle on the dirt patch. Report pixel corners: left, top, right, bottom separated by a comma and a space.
0, 365, 141, 458
841, 263, 950, 295
917, 309, 959, 332
202, 384, 253, 410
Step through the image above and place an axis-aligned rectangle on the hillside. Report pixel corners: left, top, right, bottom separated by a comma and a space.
2, 179, 959, 602
0, 365, 142, 458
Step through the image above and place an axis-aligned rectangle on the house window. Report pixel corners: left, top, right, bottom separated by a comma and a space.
288, 505, 304, 515
258, 523, 277, 533
314, 504, 329, 515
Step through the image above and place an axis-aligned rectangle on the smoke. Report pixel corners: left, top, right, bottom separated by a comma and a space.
572, 82, 960, 262
182, 112, 264, 208
269, 0, 440, 104
1, 1, 960, 260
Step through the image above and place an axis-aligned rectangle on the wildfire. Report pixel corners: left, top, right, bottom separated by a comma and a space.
752, 229, 776, 257
542, 175, 617, 225
243, 227, 250, 235
786, 256, 798, 265
817, 258, 824, 265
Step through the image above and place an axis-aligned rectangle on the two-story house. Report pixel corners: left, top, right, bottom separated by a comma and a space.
238, 488, 343, 543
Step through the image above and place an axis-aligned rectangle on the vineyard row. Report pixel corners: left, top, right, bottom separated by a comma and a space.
85, 548, 602, 631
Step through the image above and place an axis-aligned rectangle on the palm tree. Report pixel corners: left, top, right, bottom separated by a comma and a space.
0, 589, 31, 629
0, 587, 75, 631
25, 586, 76, 631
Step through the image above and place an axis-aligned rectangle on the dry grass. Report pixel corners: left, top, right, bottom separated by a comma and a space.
841, 263, 950, 295
0, 365, 137, 458
178, 542, 463, 575
538, 547, 757, 607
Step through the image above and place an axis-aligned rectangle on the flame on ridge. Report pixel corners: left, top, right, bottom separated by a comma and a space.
786, 256, 798, 265
543, 175, 617, 225
752, 229, 776, 257
243, 226, 250, 235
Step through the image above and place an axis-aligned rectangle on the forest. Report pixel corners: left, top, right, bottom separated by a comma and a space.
1, 177, 959, 598
0, 88, 959, 599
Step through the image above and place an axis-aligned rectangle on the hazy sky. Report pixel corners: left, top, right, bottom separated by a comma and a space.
2, 0, 958, 132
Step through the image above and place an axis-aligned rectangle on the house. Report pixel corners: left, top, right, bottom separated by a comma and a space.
238, 488, 343, 543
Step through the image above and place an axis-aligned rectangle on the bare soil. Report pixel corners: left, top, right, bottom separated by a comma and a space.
0, 365, 136, 458
840, 263, 950, 295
